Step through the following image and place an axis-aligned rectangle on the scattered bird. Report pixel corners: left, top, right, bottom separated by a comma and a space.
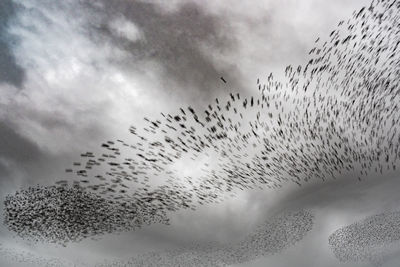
3, 0, 400, 248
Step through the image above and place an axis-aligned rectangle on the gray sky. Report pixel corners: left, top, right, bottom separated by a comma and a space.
2, 0, 400, 266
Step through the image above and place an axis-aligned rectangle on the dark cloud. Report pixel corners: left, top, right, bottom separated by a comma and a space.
87, 0, 241, 101
0, 0, 25, 88
0, 120, 43, 163
0, 119, 48, 193
1, 0, 396, 266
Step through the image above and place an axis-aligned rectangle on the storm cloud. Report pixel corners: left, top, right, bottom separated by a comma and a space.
3, 0, 400, 267
0, 0, 25, 88
86, 0, 242, 100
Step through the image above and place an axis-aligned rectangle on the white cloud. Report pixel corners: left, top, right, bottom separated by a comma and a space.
1, 0, 161, 154
109, 16, 144, 42
0, 1, 392, 267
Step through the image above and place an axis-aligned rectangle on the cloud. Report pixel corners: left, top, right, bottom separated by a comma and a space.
0, 0, 243, 157
1, 0, 148, 154
0, 241, 77, 267
85, 0, 242, 101
108, 17, 144, 43
0, 0, 25, 88
0, 120, 43, 163
0, 0, 391, 267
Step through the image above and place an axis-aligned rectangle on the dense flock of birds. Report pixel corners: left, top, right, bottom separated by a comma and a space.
97, 210, 314, 267
0, 210, 313, 267
329, 211, 400, 266
2, 0, 400, 265
4, 185, 169, 244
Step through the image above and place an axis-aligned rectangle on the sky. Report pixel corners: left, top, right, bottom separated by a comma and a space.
1, 0, 400, 266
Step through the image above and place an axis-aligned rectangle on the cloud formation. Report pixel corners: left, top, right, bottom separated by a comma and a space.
3, 1, 397, 267
0, 0, 25, 88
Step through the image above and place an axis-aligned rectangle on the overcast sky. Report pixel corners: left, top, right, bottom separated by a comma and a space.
2, 0, 400, 266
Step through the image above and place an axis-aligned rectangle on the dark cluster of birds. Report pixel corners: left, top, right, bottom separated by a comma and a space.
4, 185, 170, 244
3, 0, 400, 247
329, 211, 400, 266
97, 210, 314, 267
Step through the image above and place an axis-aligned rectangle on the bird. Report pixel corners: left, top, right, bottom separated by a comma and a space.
4, 0, 400, 246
